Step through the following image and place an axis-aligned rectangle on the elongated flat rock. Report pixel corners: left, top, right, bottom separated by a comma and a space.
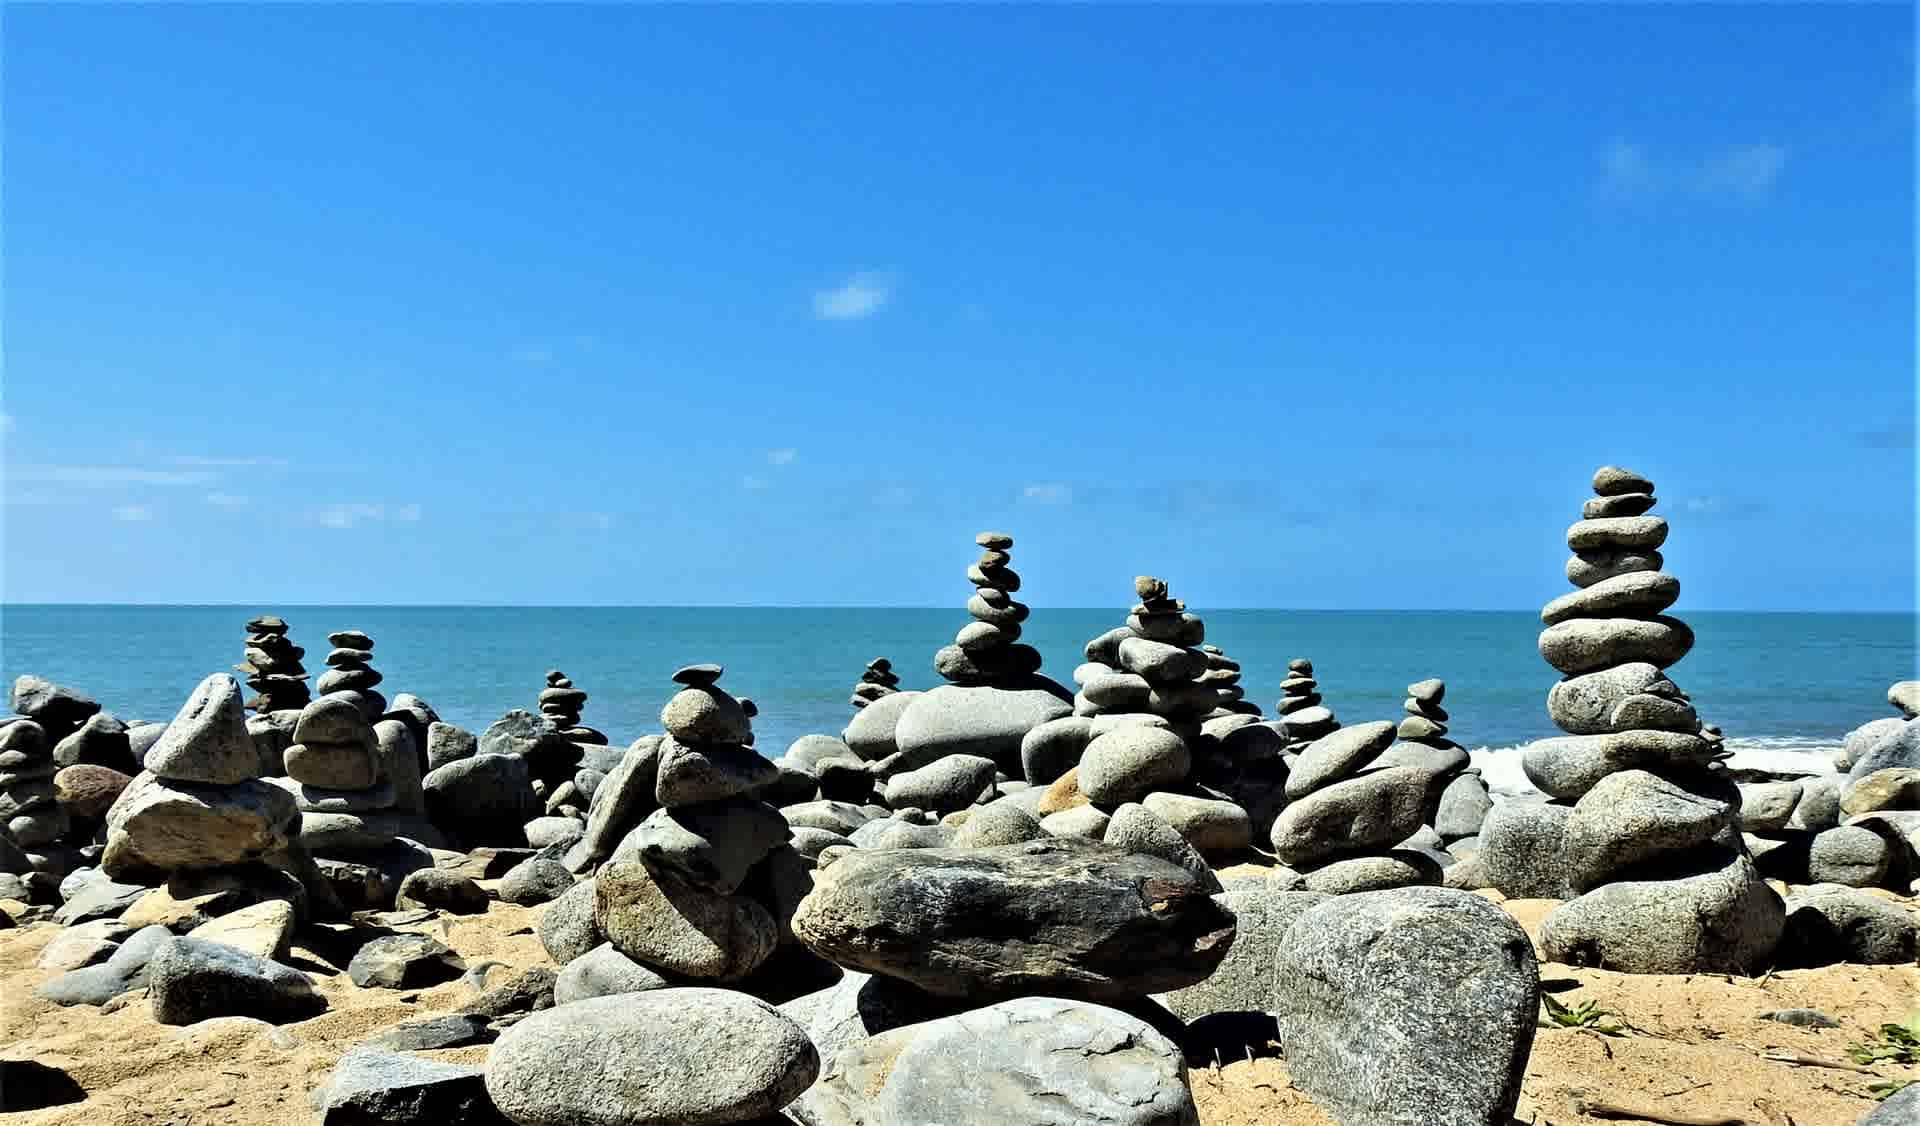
1538, 616, 1693, 676
791, 836, 1234, 1003
1540, 571, 1680, 626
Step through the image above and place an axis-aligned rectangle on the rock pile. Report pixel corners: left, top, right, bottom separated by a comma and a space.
1200, 644, 1260, 717
317, 630, 385, 721
237, 616, 310, 715
1, 715, 68, 853
538, 670, 607, 746
282, 691, 440, 909
1274, 658, 1339, 748
848, 658, 900, 710
1511, 465, 1782, 974
589, 664, 796, 985
1269, 712, 1444, 895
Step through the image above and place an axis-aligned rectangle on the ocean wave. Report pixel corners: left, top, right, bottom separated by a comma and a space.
1466, 736, 1843, 799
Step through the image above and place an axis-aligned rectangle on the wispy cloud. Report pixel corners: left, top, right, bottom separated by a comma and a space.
1677, 495, 1769, 520
317, 502, 422, 529
1021, 482, 1073, 505
167, 454, 290, 468
767, 447, 798, 466
741, 474, 771, 491
205, 492, 249, 508
111, 504, 153, 522
1598, 139, 1790, 205
10, 465, 216, 486
813, 272, 895, 321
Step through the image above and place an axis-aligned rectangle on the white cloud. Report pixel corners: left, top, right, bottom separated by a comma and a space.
10, 465, 216, 486
205, 492, 249, 507
168, 454, 290, 468
1597, 139, 1789, 205
1696, 143, 1788, 202
767, 448, 798, 466
813, 272, 895, 321
1021, 482, 1074, 505
741, 474, 770, 491
111, 504, 153, 522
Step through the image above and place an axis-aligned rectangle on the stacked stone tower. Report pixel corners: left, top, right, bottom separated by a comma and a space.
541, 670, 608, 746
1274, 658, 1339, 749
1521, 465, 1782, 974
849, 659, 900, 710
933, 533, 1044, 686
318, 630, 385, 720
239, 616, 310, 714
592, 664, 798, 984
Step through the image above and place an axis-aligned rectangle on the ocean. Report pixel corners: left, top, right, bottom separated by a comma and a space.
1, 606, 1912, 792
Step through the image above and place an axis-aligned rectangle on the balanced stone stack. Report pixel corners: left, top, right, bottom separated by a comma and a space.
237, 616, 310, 715
849, 659, 900, 710
1515, 465, 1782, 974
539, 670, 608, 746
1387, 677, 1476, 836
838, 535, 1069, 802
102, 674, 304, 892
283, 693, 438, 907
1274, 658, 1339, 748
932, 532, 1044, 687
0, 716, 68, 852
318, 630, 385, 721
1268, 715, 1444, 895
1199, 645, 1260, 717
1070, 577, 1215, 728
590, 664, 794, 985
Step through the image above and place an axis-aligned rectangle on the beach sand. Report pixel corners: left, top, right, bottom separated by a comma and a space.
0, 888, 1913, 1126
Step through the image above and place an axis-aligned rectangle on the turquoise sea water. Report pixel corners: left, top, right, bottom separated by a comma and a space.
0, 606, 1912, 763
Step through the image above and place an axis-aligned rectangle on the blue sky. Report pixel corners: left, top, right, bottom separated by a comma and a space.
3, 5, 1913, 610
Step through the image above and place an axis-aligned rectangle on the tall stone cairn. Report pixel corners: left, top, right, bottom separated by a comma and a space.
591, 663, 793, 984
541, 670, 608, 746
1524, 464, 1783, 974
318, 630, 385, 721
1199, 645, 1260, 717
238, 616, 310, 715
1274, 658, 1339, 748
849, 659, 900, 710
932, 533, 1045, 686
0, 718, 66, 849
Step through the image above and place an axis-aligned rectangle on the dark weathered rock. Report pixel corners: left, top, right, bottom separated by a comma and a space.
395, 868, 490, 915
484, 989, 818, 1126
621, 799, 788, 895
1478, 800, 1573, 900
536, 877, 601, 963
147, 937, 323, 1025
498, 857, 575, 906
317, 1047, 506, 1125
358, 1012, 495, 1052
1271, 888, 1538, 1126
792, 837, 1235, 1003
347, 933, 467, 989
596, 861, 777, 982
1776, 884, 1917, 967
422, 754, 541, 847
1159, 887, 1326, 1026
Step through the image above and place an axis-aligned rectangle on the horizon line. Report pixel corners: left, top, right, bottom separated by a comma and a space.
2, 601, 1912, 616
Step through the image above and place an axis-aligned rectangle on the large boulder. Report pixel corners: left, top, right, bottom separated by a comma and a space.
1159, 887, 1327, 1024
842, 691, 922, 762
423, 754, 542, 847
791, 836, 1235, 1004
1538, 847, 1783, 974
794, 996, 1197, 1126
147, 937, 323, 1025
1268, 767, 1430, 867
1561, 769, 1737, 894
101, 773, 298, 879
1849, 718, 1919, 781
1271, 888, 1538, 1126
595, 861, 777, 982
1775, 884, 1917, 967
317, 1048, 505, 1126
1520, 731, 1718, 800
891, 686, 1071, 775
484, 989, 818, 1126
144, 675, 259, 785
1478, 800, 1572, 900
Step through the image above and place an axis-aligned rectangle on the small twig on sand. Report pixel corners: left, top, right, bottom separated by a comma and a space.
1564, 1090, 1746, 1125
1660, 1080, 1711, 1098
1757, 1050, 1880, 1076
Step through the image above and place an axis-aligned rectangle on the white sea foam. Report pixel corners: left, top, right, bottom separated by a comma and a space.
1469, 736, 1843, 800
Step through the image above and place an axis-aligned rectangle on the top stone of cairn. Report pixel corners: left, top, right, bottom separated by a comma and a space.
1591, 465, 1654, 497
672, 663, 725, 688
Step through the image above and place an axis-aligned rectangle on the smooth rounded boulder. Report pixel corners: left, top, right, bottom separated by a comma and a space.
792, 836, 1235, 1004
484, 989, 818, 1126
1539, 847, 1783, 974
1270, 888, 1538, 1126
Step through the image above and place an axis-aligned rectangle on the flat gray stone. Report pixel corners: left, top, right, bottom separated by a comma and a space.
892, 686, 1071, 775
1268, 766, 1430, 868
347, 933, 466, 989
1806, 825, 1890, 887
1285, 721, 1397, 799
102, 773, 298, 879
552, 942, 670, 1004
841, 691, 922, 762
484, 989, 818, 1126
148, 936, 322, 1025
358, 1012, 494, 1052
882, 755, 997, 815
1537, 616, 1694, 676
1520, 730, 1718, 800
317, 1047, 503, 1125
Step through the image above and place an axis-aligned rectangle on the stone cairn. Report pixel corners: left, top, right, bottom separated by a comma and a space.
238, 616, 310, 715
1010, 577, 1260, 859
101, 673, 305, 897
317, 630, 384, 721
1417, 679, 1493, 855
0, 713, 68, 854
586, 664, 797, 986
282, 690, 438, 910
1274, 658, 1339, 749
849, 658, 900, 710
540, 670, 608, 746
1200, 645, 1260, 717
1496, 464, 1782, 974
933, 532, 1043, 686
